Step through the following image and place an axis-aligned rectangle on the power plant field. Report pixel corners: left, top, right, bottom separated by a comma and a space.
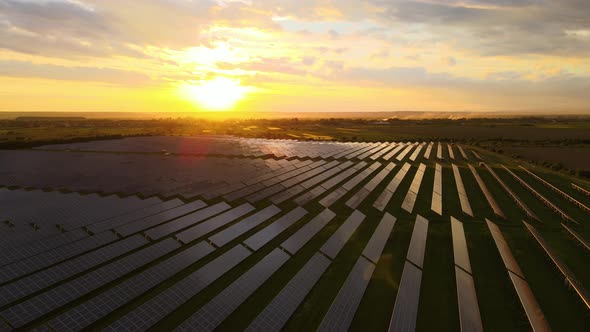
0, 136, 588, 331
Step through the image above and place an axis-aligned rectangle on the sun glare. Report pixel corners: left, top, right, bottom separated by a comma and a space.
179, 77, 249, 111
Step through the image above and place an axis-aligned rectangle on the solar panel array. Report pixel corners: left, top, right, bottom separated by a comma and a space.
503, 166, 578, 224
0, 136, 587, 331
519, 166, 590, 214
346, 162, 396, 209
401, 163, 426, 213
450, 217, 483, 332
431, 163, 443, 215
484, 163, 539, 221
452, 164, 473, 217
388, 215, 428, 332
373, 163, 411, 212
486, 219, 551, 332
524, 222, 590, 309
467, 164, 505, 219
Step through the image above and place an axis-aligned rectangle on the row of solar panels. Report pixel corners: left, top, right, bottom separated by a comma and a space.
1, 185, 587, 331
3, 159, 586, 250
0, 140, 481, 203
36, 136, 476, 163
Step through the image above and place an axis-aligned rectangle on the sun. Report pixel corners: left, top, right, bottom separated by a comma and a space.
179, 77, 249, 111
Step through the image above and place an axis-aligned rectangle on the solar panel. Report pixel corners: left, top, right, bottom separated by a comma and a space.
319, 187, 348, 208
0, 231, 118, 284
48, 242, 215, 331
365, 162, 396, 191
294, 186, 326, 206
409, 144, 423, 161
457, 145, 469, 159
431, 163, 443, 215
452, 164, 473, 217
504, 166, 578, 224
146, 202, 234, 240
508, 271, 551, 332
373, 189, 394, 212
472, 150, 482, 160
362, 213, 396, 264
244, 207, 308, 251
437, 143, 443, 159
468, 165, 504, 218
1, 238, 179, 328
388, 261, 422, 332
485, 164, 538, 221
281, 209, 336, 255
115, 200, 207, 237
370, 143, 395, 160
396, 144, 415, 161
246, 253, 331, 332
455, 266, 484, 332
318, 256, 375, 332
320, 210, 365, 259
173, 203, 255, 244
175, 248, 290, 332
406, 215, 428, 269
105, 244, 251, 332
373, 163, 410, 211
340, 162, 381, 192
485, 219, 524, 278
451, 217, 472, 274
400, 164, 425, 213
423, 142, 433, 159
562, 223, 590, 251
209, 205, 281, 247
0, 229, 88, 267
0, 234, 147, 307
87, 199, 184, 234
448, 144, 455, 159
524, 222, 589, 309
383, 143, 406, 160
345, 188, 371, 209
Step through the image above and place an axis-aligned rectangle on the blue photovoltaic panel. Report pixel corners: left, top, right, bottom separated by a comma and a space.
318, 256, 375, 332
48, 242, 215, 331
455, 266, 484, 332
362, 213, 396, 264
452, 164, 473, 217
281, 209, 336, 255
486, 219, 524, 278
173, 203, 255, 244
0, 229, 88, 267
320, 210, 365, 259
246, 253, 331, 332
388, 261, 422, 332
174, 249, 290, 332
406, 215, 428, 269
451, 217, 472, 274
244, 207, 308, 251
105, 245, 251, 332
87, 199, 184, 234
146, 202, 233, 240
209, 205, 281, 247
508, 271, 551, 332
0, 235, 147, 307
1, 239, 179, 328
0, 231, 118, 283
115, 201, 207, 237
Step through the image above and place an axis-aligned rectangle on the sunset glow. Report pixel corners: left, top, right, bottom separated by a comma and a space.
0, 0, 588, 114
179, 77, 250, 111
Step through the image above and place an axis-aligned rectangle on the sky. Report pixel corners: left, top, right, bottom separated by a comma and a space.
0, 0, 589, 114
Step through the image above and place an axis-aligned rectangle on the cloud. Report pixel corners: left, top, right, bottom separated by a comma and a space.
0, 60, 150, 84
372, 0, 590, 56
